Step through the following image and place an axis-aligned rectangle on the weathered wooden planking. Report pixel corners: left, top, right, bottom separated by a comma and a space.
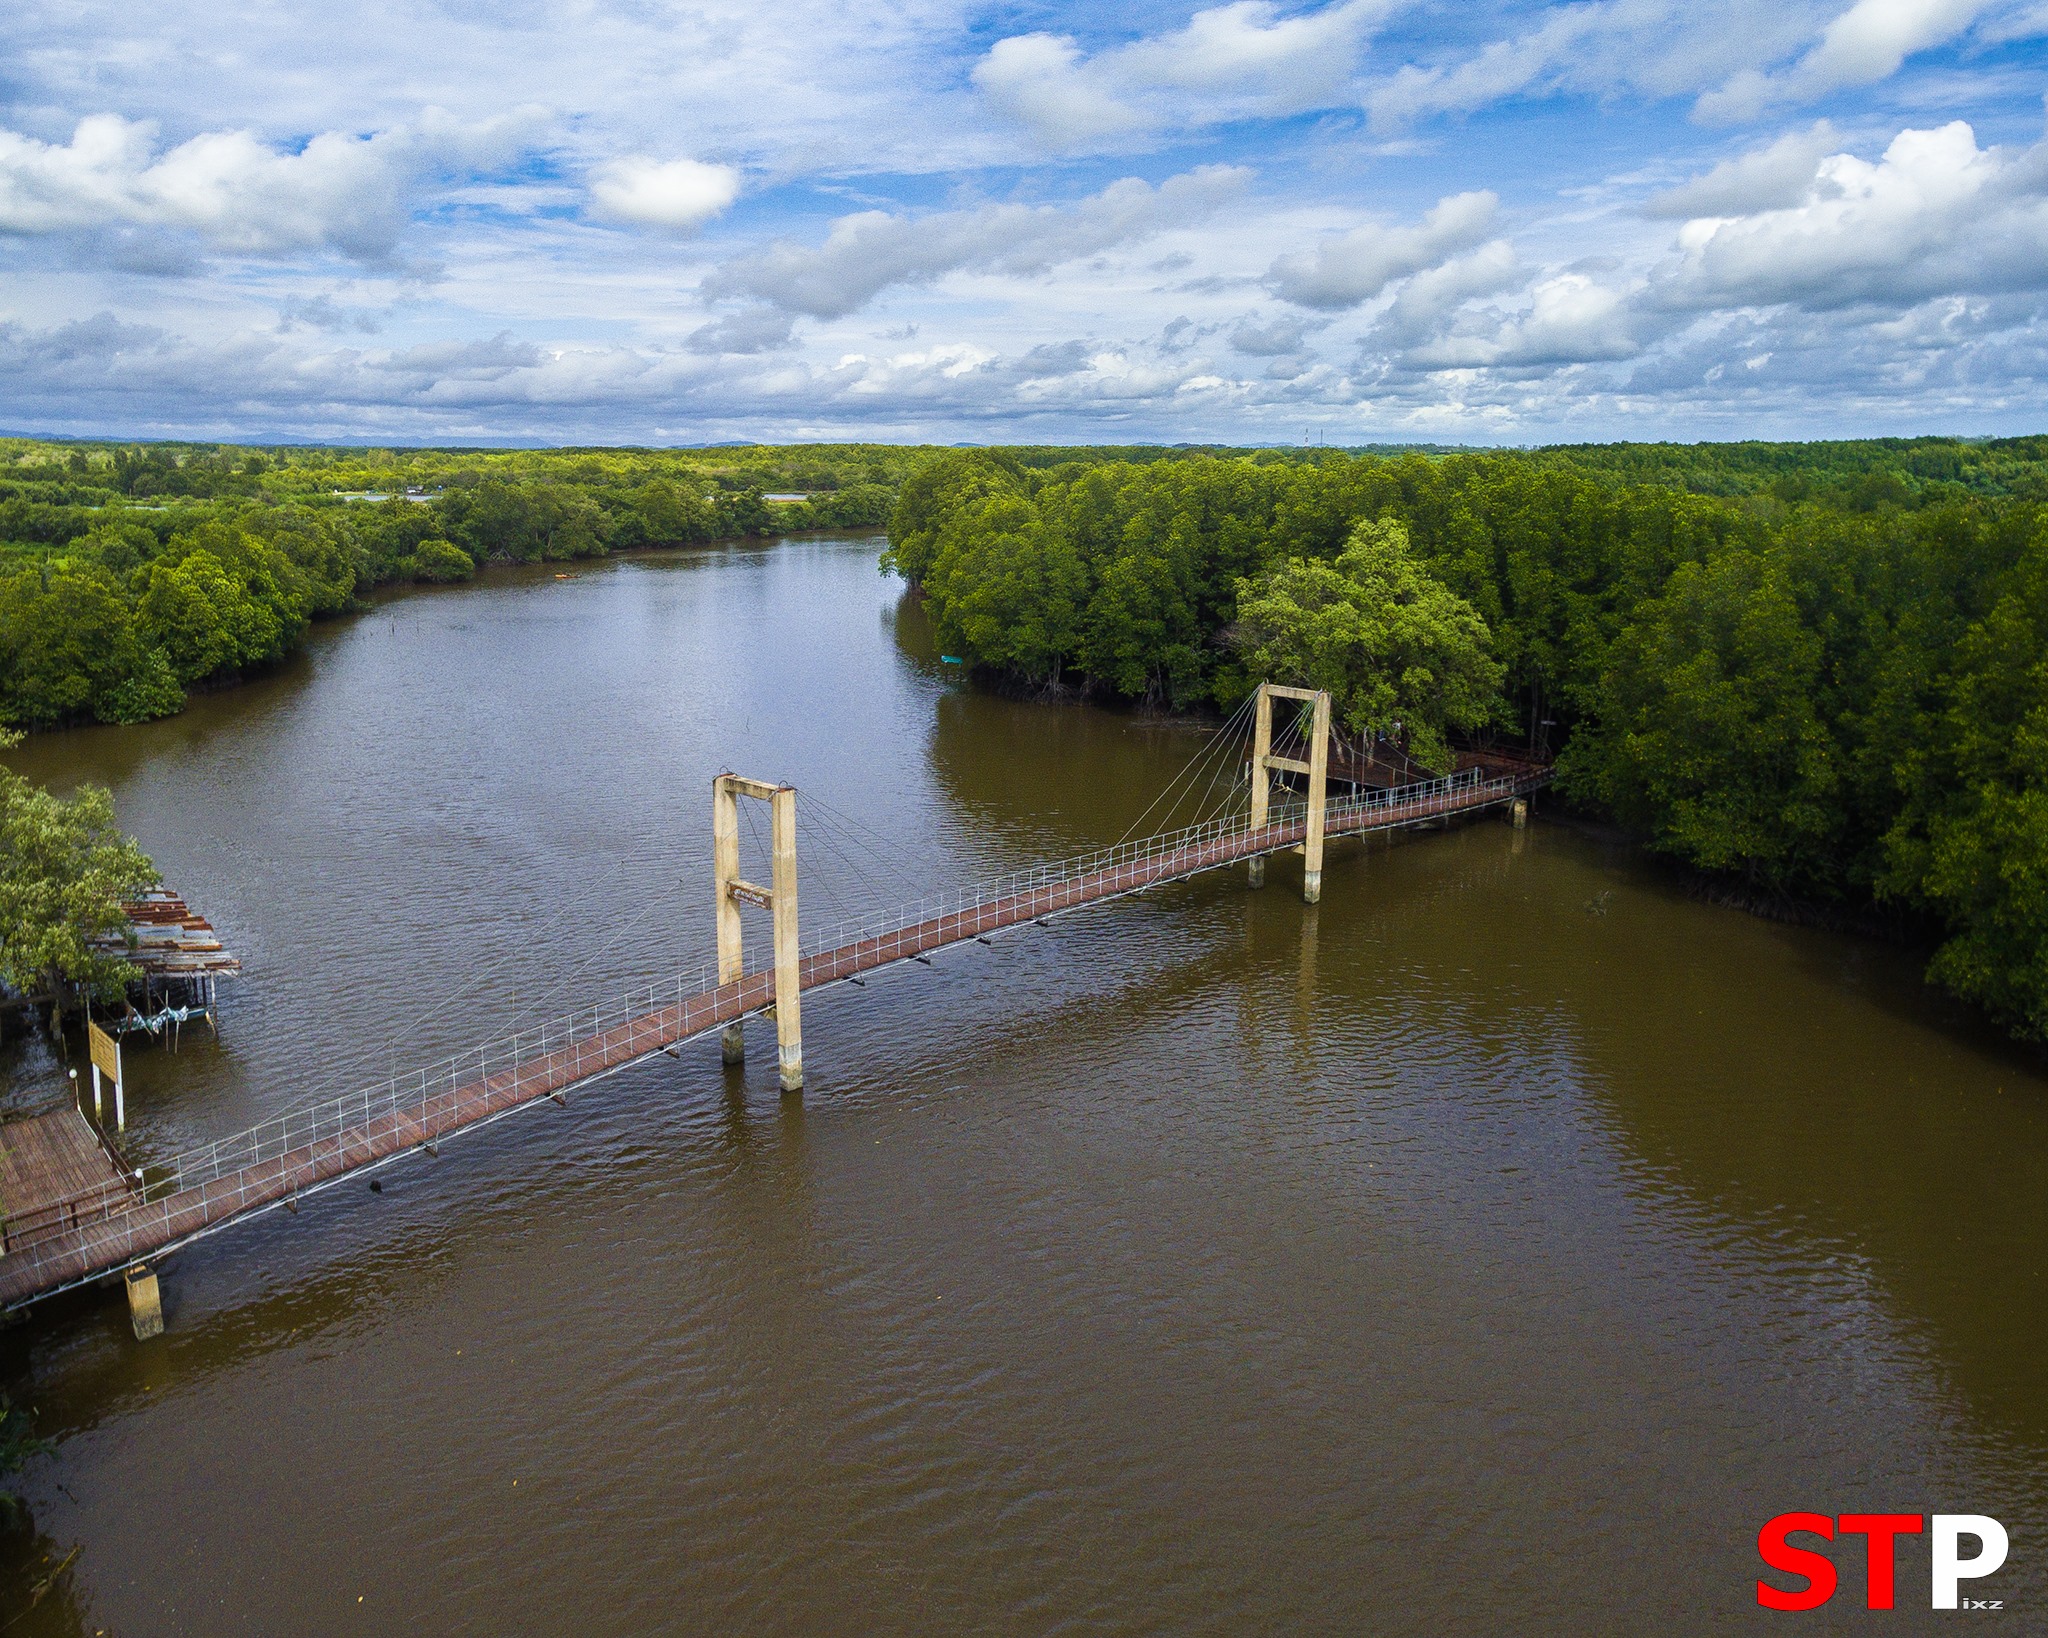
1, 1108, 137, 1253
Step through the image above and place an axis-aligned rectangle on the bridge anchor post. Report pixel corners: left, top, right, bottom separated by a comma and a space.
1302, 690, 1329, 904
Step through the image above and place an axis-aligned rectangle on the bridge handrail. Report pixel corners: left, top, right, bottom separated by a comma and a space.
137, 763, 1530, 1205
143, 963, 728, 1201
794, 764, 1518, 961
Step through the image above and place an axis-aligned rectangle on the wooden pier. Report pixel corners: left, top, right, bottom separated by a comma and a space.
1, 1108, 139, 1257
99, 886, 239, 1039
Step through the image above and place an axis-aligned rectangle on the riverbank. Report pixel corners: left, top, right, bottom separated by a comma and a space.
1, 521, 888, 738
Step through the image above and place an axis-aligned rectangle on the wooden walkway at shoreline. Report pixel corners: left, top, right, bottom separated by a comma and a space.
0, 1110, 136, 1254
0, 759, 1547, 1313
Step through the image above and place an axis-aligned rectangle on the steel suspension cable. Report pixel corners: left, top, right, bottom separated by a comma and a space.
1112, 691, 1257, 847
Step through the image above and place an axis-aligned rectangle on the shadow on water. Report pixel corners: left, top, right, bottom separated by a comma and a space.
0, 1510, 89, 1636
1538, 839, 2048, 1451
1365, 817, 2048, 1456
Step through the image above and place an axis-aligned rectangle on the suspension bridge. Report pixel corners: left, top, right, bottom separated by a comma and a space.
0, 686, 1549, 1332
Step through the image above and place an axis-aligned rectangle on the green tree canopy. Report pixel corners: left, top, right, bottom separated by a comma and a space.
882, 450, 1024, 584
0, 567, 142, 725
135, 522, 313, 685
1879, 541, 2048, 1036
407, 538, 475, 582
1560, 548, 1841, 887
1232, 517, 1504, 771
924, 494, 1086, 684
0, 732, 157, 1011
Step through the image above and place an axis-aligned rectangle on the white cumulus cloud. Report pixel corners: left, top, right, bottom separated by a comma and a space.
703, 166, 1251, 318
686, 306, 797, 355
1230, 313, 1319, 355
1356, 0, 1992, 132
1364, 5, 1611, 131
1646, 122, 1845, 217
1698, 0, 1995, 122
1403, 274, 1643, 368
975, 0, 1397, 150
1267, 190, 1498, 309
1370, 240, 1523, 347
973, 36, 1146, 149
590, 156, 740, 231
0, 110, 532, 261
1368, 114, 2048, 388
3, 0, 2045, 442
1655, 120, 2048, 310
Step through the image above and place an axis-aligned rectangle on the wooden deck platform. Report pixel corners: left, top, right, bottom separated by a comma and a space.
1, 1107, 139, 1257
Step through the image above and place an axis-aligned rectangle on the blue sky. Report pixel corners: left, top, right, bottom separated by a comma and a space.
2, 0, 2045, 444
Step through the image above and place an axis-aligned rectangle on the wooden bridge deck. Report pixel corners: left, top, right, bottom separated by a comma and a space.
1, 1108, 138, 1255
0, 765, 1546, 1312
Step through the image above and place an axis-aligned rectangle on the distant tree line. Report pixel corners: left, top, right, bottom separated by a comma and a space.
886, 439, 2048, 1042
0, 442, 910, 732
0, 436, 1369, 736
16, 430, 2048, 1037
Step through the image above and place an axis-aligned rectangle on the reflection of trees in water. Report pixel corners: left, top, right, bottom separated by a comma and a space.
1, 642, 323, 800
0, 1512, 88, 1634
925, 688, 1237, 864
1277, 821, 2048, 1479
1501, 835, 2048, 1457
0, 1026, 70, 1121
885, 584, 936, 665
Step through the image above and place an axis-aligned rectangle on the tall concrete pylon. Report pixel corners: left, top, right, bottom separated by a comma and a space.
712, 773, 804, 1092
1245, 683, 1333, 904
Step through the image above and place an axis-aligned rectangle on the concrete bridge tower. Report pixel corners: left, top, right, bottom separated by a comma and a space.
1245, 683, 1332, 903
712, 773, 804, 1092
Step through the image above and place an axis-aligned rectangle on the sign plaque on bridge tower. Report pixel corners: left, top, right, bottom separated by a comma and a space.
712, 773, 804, 1093
88, 1019, 125, 1131
1246, 683, 1333, 904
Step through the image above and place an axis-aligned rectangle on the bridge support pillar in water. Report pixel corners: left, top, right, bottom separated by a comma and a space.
713, 773, 805, 1093
1248, 683, 1332, 904
1511, 797, 1528, 829
124, 1264, 162, 1340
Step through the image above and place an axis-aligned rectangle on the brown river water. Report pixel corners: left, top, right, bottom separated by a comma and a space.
2, 534, 2045, 1634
